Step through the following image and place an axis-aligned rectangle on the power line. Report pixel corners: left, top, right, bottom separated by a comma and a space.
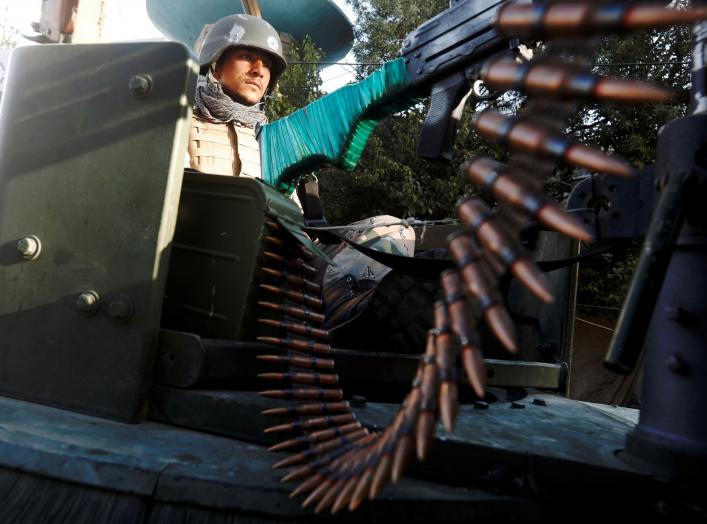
292, 59, 692, 68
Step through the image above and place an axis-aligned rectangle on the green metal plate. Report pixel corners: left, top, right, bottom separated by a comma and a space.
0, 42, 197, 422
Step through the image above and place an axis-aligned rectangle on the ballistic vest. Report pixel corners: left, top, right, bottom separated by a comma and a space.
187, 116, 261, 178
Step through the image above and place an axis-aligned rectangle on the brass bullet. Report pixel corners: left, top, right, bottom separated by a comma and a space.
369, 453, 392, 500
261, 267, 321, 294
461, 344, 486, 398
482, 57, 672, 103
497, 3, 707, 38
440, 269, 478, 347
258, 301, 325, 325
256, 354, 335, 371
257, 336, 331, 355
485, 305, 518, 353
473, 111, 633, 177
262, 401, 350, 418
465, 157, 594, 242
415, 412, 436, 461
439, 381, 459, 432
290, 473, 323, 498
281, 464, 315, 483
269, 422, 362, 452
265, 235, 286, 248
259, 388, 344, 401
349, 467, 375, 511
391, 434, 413, 484
259, 284, 323, 309
314, 479, 346, 513
257, 371, 339, 387
456, 199, 554, 303
257, 318, 329, 341
265, 218, 283, 231
302, 478, 333, 508
265, 413, 356, 434
263, 251, 318, 277
332, 475, 360, 514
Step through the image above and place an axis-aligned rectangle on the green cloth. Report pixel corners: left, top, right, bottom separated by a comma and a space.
259, 58, 418, 192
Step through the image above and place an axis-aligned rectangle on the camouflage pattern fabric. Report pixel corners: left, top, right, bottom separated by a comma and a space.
320, 215, 416, 330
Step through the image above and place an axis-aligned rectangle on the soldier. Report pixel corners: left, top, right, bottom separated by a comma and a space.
187, 14, 286, 178
189, 14, 415, 326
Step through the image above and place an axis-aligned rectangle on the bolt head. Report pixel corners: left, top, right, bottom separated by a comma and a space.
128, 74, 152, 97
76, 290, 100, 315
16, 236, 41, 260
108, 297, 133, 322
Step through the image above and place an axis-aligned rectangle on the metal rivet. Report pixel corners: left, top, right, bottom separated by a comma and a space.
129, 74, 152, 98
108, 297, 133, 322
532, 398, 547, 406
510, 402, 525, 409
665, 355, 689, 374
17, 235, 41, 260
76, 290, 100, 316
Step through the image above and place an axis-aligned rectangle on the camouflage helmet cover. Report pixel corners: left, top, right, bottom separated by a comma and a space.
197, 14, 287, 84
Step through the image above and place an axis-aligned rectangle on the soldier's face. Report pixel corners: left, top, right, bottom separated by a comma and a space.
214, 47, 272, 106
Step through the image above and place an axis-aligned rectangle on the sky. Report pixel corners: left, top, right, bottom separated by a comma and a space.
0, 0, 356, 92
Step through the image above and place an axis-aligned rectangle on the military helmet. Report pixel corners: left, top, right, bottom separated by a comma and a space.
197, 14, 287, 84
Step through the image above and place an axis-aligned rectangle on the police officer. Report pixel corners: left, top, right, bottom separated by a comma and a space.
187, 14, 286, 178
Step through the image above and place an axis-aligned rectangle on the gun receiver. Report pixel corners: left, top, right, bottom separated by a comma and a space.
259, 0, 513, 190
402, 0, 508, 161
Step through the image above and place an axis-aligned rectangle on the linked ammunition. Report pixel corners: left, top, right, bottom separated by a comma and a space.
275, 429, 369, 469
290, 473, 323, 498
257, 354, 335, 371
496, 3, 707, 38
257, 371, 339, 387
391, 434, 413, 484
332, 475, 360, 514
369, 453, 392, 500
269, 422, 362, 452
448, 232, 518, 351
259, 284, 323, 309
261, 267, 321, 294
262, 401, 350, 417
457, 199, 554, 303
259, 388, 343, 402
462, 343, 487, 398
474, 110, 633, 177
263, 251, 318, 277
265, 413, 356, 434
302, 478, 334, 508
264, 235, 286, 248
465, 157, 593, 242
257, 336, 331, 355
258, 301, 325, 325
281, 464, 316, 483
441, 269, 478, 347
349, 467, 375, 510
482, 57, 671, 103
258, 317, 329, 340
314, 479, 345, 513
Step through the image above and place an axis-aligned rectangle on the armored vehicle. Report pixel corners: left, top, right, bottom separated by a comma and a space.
0, 0, 705, 521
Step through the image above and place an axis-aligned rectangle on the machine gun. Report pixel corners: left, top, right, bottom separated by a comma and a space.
0, 0, 706, 520
258, 0, 705, 190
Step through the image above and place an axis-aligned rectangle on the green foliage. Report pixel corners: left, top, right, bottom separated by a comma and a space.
265, 36, 324, 121
318, 0, 515, 224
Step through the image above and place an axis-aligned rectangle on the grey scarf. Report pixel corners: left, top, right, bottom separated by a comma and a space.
193, 72, 267, 129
